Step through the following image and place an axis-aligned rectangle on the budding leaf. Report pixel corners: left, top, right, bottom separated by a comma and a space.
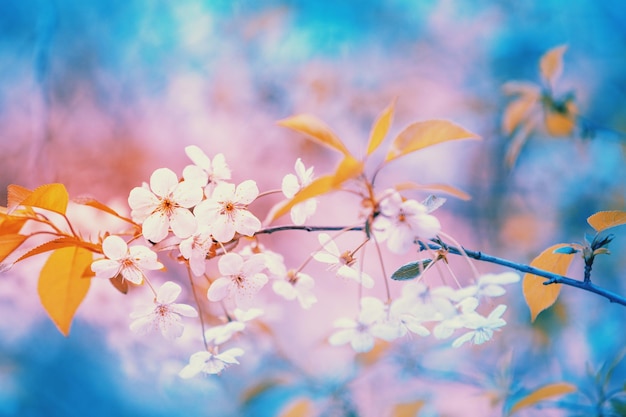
277, 114, 351, 156
553, 246, 578, 255
502, 95, 537, 136
366, 99, 395, 156
587, 211, 626, 233
38, 246, 93, 336
508, 382, 576, 415
539, 45, 568, 86
544, 100, 577, 137
523, 244, 575, 322
391, 259, 433, 281
385, 119, 480, 163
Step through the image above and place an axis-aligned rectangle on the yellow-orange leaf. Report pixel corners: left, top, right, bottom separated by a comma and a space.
544, 101, 576, 137
366, 100, 395, 156
385, 120, 480, 163
278, 114, 350, 156
38, 246, 93, 336
16, 236, 101, 263
272, 175, 335, 221
9, 183, 69, 215
503, 96, 537, 135
0, 234, 28, 263
394, 181, 471, 201
502, 81, 541, 97
587, 211, 626, 232
523, 244, 575, 322
509, 382, 576, 415
392, 400, 425, 417
357, 339, 391, 367
333, 155, 364, 186
278, 398, 313, 417
0, 209, 29, 234
73, 196, 134, 223
7, 184, 32, 213
540, 45, 568, 85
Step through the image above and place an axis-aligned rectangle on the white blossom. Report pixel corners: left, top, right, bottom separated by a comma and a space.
207, 253, 268, 307
452, 304, 508, 347
272, 270, 317, 309
313, 233, 374, 288
282, 158, 317, 225
329, 297, 386, 352
194, 180, 261, 243
91, 235, 163, 285
183, 145, 231, 194
178, 348, 244, 378
129, 281, 198, 339
373, 190, 441, 254
179, 225, 214, 276
128, 168, 203, 242
204, 308, 264, 345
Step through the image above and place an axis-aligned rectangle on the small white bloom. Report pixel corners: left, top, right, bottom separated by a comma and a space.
178, 347, 244, 378
194, 180, 261, 243
184, 146, 232, 194
129, 281, 198, 339
313, 233, 374, 288
373, 190, 441, 254
207, 253, 268, 307
282, 158, 317, 225
128, 168, 203, 242
204, 308, 264, 345
455, 272, 521, 300
91, 235, 163, 284
372, 298, 430, 341
179, 225, 214, 276
272, 270, 317, 309
452, 304, 508, 347
329, 297, 386, 353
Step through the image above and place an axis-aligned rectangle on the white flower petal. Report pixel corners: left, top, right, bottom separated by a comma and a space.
234, 180, 259, 204
142, 211, 170, 242
218, 253, 244, 276
91, 259, 121, 279
281, 173, 300, 198
157, 281, 182, 304
169, 208, 197, 238
101, 235, 128, 260
150, 168, 179, 198
207, 277, 232, 301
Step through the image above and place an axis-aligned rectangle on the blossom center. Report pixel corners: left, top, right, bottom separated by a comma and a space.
159, 197, 177, 216
156, 304, 170, 317
340, 251, 356, 267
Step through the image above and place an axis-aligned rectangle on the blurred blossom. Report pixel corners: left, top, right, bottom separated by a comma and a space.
178, 348, 245, 378
207, 252, 268, 307
129, 281, 198, 339
282, 158, 318, 225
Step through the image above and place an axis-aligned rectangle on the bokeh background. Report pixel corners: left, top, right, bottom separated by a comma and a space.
1, 1, 626, 416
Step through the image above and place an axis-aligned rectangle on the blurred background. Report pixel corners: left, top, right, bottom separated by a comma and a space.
1, 1, 626, 416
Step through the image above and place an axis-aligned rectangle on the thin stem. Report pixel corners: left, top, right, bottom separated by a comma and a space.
187, 267, 209, 350
255, 225, 364, 236
371, 232, 391, 304
256, 189, 284, 199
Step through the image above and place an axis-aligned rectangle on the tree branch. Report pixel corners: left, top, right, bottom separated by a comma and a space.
254, 224, 626, 307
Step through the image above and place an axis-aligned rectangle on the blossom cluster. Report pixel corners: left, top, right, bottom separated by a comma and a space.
87, 145, 519, 378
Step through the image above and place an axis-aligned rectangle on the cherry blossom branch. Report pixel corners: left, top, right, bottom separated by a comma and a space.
254, 224, 626, 307
423, 242, 626, 307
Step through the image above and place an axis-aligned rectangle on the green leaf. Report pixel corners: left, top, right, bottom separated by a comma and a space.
509, 382, 576, 415
553, 246, 579, 255
38, 246, 93, 336
366, 99, 395, 156
523, 244, 575, 322
391, 259, 433, 281
277, 114, 351, 156
385, 120, 480, 163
